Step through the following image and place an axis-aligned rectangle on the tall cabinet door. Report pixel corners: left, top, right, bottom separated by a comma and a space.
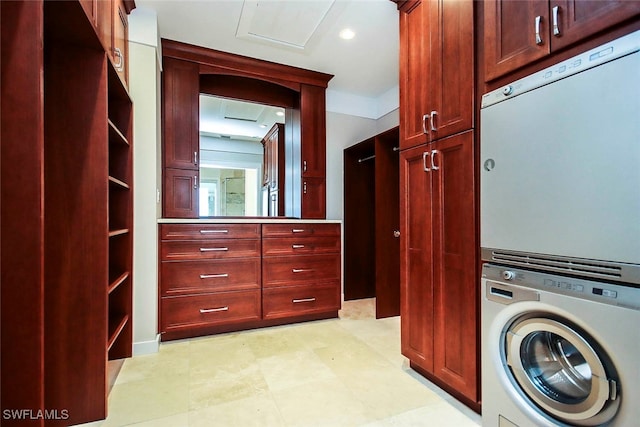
483, 0, 550, 81
163, 57, 199, 170
429, 0, 474, 139
399, 144, 434, 369
399, 1, 430, 150
430, 130, 477, 401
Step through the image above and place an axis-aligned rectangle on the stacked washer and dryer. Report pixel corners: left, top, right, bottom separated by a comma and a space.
480, 31, 640, 426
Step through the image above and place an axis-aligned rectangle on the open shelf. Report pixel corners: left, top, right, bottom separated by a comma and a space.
108, 271, 130, 294
108, 119, 129, 146
108, 314, 129, 351
109, 175, 130, 190
108, 228, 130, 238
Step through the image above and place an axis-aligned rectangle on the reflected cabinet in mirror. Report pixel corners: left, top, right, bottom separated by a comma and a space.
161, 39, 332, 219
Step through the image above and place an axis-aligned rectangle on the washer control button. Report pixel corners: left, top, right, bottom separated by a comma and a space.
502, 85, 513, 96
502, 270, 516, 280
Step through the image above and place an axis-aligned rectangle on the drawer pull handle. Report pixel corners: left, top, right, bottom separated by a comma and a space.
200, 306, 229, 313
292, 268, 313, 273
292, 229, 305, 233
200, 247, 229, 252
293, 298, 316, 303
200, 229, 228, 234
292, 244, 305, 249
200, 273, 229, 279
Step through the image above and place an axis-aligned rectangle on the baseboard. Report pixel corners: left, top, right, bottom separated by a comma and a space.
133, 334, 160, 355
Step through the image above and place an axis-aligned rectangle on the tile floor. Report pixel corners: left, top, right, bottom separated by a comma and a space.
80, 298, 481, 426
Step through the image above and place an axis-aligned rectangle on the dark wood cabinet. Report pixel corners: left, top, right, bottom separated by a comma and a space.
301, 177, 326, 220
399, 0, 474, 150
484, 0, 640, 81
2, 1, 134, 424
159, 222, 341, 340
262, 123, 285, 216
397, 0, 477, 407
400, 131, 477, 403
164, 168, 199, 218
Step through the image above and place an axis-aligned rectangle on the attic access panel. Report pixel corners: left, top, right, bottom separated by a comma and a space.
236, 0, 335, 49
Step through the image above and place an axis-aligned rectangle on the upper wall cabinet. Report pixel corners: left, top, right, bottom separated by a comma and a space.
399, 0, 474, 150
92, 0, 135, 87
484, 0, 640, 81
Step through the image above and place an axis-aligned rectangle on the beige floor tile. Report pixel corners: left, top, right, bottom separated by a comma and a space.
242, 324, 309, 358
257, 349, 337, 392
271, 378, 374, 427
314, 338, 392, 377
189, 363, 270, 410
188, 334, 257, 379
127, 413, 189, 427
101, 374, 189, 427
115, 348, 190, 385
371, 400, 481, 426
189, 395, 285, 427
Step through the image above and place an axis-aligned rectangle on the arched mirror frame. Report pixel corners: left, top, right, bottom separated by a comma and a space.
161, 39, 333, 219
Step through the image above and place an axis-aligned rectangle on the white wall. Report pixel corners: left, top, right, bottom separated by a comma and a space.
129, 8, 162, 355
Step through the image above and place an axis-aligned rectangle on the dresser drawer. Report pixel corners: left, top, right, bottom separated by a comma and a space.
161, 259, 260, 296
161, 223, 260, 240
161, 239, 260, 260
262, 283, 340, 320
262, 223, 340, 238
262, 254, 340, 288
161, 290, 261, 331
262, 236, 340, 256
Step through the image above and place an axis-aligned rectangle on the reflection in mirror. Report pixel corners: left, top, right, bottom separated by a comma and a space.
199, 94, 284, 216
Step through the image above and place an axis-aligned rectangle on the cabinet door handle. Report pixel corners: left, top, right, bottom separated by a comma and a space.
535, 16, 543, 45
429, 110, 437, 132
113, 48, 123, 71
292, 229, 306, 233
422, 151, 431, 172
303, 160, 307, 172
194, 151, 198, 165
431, 150, 440, 171
199, 247, 229, 252
303, 181, 307, 194
200, 229, 229, 234
552, 6, 561, 36
292, 268, 312, 273
200, 306, 229, 313
199, 274, 229, 279
292, 244, 305, 249
293, 298, 316, 303
422, 113, 430, 134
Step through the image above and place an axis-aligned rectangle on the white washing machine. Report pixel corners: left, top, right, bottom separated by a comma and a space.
481, 263, 640, 427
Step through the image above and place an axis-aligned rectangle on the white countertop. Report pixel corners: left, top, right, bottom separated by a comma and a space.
158, 218, 342, 224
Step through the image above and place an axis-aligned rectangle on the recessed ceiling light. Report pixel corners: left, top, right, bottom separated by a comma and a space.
339, 28, 355, 40
260, 124, 267, 128
276, 111, 285, 117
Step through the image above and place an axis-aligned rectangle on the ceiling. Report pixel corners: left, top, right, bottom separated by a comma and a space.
134, 0, 400, 139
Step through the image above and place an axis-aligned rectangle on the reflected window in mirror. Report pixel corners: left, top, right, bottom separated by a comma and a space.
199, 94, 284, 217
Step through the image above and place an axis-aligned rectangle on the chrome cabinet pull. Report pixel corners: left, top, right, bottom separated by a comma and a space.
535, 16, 543, 45
292, 244, 305, 249
429, 110, 437, 132
303, 181, 307, 194
200, 229, 228, 234
431, 150, 440, 171
293, 298, 316, 303
194, 151, 198, 165
393, 230, 400, 238
292, 268, 312, 273
113, 48, 123, 71
303, 160, 307, 172
422, 151, 431, 172
199, 247, 229, 252
199, 273, 229, 279
552, 6, 560, 36
292, 229, 305, 233
422, 113, 430, 134
200, 306, 229, 313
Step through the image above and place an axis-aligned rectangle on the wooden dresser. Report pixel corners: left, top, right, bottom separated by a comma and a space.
159, 221, 341, 340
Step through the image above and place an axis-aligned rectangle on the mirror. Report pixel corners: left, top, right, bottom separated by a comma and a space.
198, 94, 285, 217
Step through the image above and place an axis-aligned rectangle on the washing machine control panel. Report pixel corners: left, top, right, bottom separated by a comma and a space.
482, 264, 640, 310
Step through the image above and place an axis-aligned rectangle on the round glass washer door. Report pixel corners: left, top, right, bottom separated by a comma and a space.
505, 316, 620, 426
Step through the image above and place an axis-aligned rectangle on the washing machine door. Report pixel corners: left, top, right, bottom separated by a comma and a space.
505, 316, 620, 426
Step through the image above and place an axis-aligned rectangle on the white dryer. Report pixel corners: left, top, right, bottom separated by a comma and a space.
481, 264, 640, 427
